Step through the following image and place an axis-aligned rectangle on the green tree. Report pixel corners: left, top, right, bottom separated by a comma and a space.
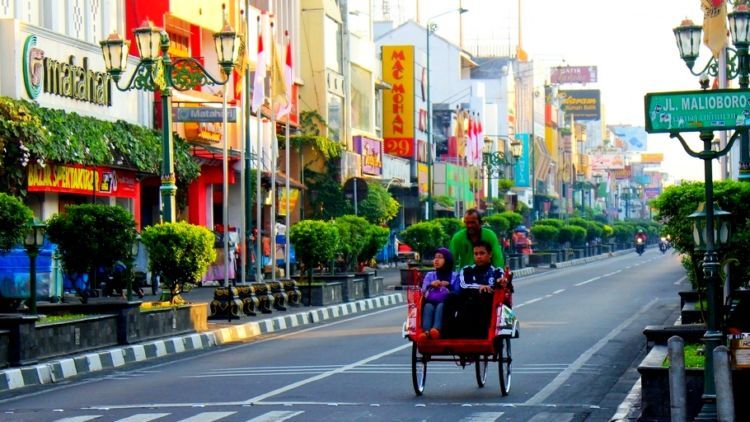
141, 222, 216, 302
289, 219, 340, 282
499, 211, 523, 229
332, 215, 369, 271
0, 193, 34, 253
358, 224, 390, 268
304, 164, 352, 220
433, 217, 464, 239
558, 225, 587, 246
485, 214, 510, 238
358, 182, 400, 225
534, 218, 564, 229
46, 204, 137, 278
398, 221, 446, 261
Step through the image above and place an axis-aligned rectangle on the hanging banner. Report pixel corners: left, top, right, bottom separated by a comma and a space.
513, 133, 531, 188
278, 188, 300, 216
382, 45, 415, 158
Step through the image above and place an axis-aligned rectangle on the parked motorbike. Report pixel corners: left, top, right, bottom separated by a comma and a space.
635, 238, 645, 255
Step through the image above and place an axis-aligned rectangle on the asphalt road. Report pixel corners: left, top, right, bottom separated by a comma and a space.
0, 248, 686, 421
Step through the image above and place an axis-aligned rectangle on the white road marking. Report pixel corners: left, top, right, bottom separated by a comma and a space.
115, 414, 170, 422
246, 410, 304, 422
553, 289, 566, 295
176, 412, 235, 422
54, 417, 101, 422
521, 297, 543, 306
674, 275, 687, 285
524, 298, 659, 406
242, 343, 411, 404
459, 412, 505, 422
575, 276, 601, 286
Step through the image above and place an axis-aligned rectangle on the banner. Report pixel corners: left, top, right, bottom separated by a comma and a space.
27, 163, 137, 198
354, 136, 383, 176
611, 125, 648, 152
640, 152, 664, 164
382, 45, 415, 158
550, 66, 598, 84
278, 188, 300, 216
559, 89, 601, 120
590, 153, 625, 170
513, 133, 531, 188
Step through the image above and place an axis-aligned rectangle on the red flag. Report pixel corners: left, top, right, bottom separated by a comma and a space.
251, 25, 266, 113
277, 32, 293, 119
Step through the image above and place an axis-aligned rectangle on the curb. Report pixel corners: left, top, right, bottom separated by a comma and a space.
511, 267, 535, 278
550, 249, 633, 269
0, 293, 404, 393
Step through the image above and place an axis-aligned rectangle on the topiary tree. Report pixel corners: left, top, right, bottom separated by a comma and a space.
612, 223, 636, 243
534, 218, 564, 229
46, 204, 137, 297
358, 182, 400, 225
398, 221, 446, 261
0, 193, 33, 254
332, 215, 369, 271
499, 211, 523, 229
140, 221, 215, 303
601, 224, 614, 241
485, 214, 510, 239
289, 219, 340, 283
433, 217, 464, 239
357, 224, 390, 270
530, 224, 559, 249
558, 224, 587, 246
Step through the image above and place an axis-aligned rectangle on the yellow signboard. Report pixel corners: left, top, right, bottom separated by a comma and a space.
382, 45, 415, 158
640, 153, 664, 164
278, 188, 300, 217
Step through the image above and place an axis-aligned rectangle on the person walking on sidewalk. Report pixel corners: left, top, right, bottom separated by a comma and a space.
449, 208, 505, 269
419, 247, 458, 341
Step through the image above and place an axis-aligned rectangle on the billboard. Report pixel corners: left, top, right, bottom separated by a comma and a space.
640, 152, 664, 164
559, 89, 601, 120
611, 125, 648, 152
514, 133, 531, 188
354, 136, 383, 176
551, 66, 598, 84
590, 153, 625, 170
382, 45, 415, 158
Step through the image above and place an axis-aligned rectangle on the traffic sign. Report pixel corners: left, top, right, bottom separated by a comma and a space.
644, 88, 750, 133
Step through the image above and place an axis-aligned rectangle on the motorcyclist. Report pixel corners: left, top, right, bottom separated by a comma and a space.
634, 229, 648, 245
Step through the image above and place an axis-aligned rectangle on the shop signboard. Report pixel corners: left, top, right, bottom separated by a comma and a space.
354, 136, 383, 176
550, 66, 598, 84
559, 89, 601, 120
418, 163, 428, 195
173, 107, 237, 122
382, 45, 415, 158
644, 187, 661, 198
610, 125, 648, 151
27, 163, 137, 198
612, 165, 632, 180
590, 153, 625, 170
645, 89, 750, 133
278, 188, 300, 216
513, 133, 531, 188
640, 152, 664, 164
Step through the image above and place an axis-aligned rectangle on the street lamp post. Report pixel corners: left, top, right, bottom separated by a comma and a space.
426, 7, 468, 220
673, 7, 750, 182
100, 14, 238, 223
127, 234, 141, 302
23, 222, 46, 315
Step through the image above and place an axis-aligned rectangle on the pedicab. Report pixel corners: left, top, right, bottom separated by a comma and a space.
403, 268, 519, 396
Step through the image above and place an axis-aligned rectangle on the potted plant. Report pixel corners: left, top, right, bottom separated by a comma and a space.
140, 221, 215, 304
289, 219, 340, 305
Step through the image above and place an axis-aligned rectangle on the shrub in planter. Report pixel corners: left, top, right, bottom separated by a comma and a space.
332, 215, 369, 271
558, 224, 586, 247
0, 193, 33, 253
601, 224, 614, 241
399, 221, 446, 261
289, 219, 339, 282
534, 218, 564, 229
485, 215, 510, 239
46, 204, 137, 281
498, 211, 523, 229
612, 222, 636, 243
531, 224, 559, 249
433, 217, 464, 239
141, 222, 215, 303
357, 224, 389, 269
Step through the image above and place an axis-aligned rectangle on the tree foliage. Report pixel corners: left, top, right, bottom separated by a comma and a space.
558, 224, 587, 246
289, 219, 340, 277
398, 221, 446, 260
0, 193, 34, 253
499, 211, 523, 229
332, 215, 369, 271
358, 224, 390, 267
433, 217, 464, 239
358, 182, 400, 225
485, 214, 510, 238
531, 224, 559, 249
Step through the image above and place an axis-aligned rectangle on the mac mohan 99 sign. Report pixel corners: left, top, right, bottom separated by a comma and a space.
644, 88, 750, 133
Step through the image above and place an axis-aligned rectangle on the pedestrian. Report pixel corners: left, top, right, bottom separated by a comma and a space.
449, 208, 505, 269
418, 247, 458, 341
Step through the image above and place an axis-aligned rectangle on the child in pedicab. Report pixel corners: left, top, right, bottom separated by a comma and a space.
418, 248, 459, 341
444, 240, 513, 339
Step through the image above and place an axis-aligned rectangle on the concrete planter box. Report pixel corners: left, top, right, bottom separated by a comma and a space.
365, 276, 384, 298
638, 345, 705, 421
136, 303, 208, 343
508, 253, 529, 268
528, 253, 558, 267
600, 244, 613, 255
571, 248, 586, 259
34, 314, 119, 361
341, 277, 366, 302
399, 268, 429, 287
299, 282, 343, 306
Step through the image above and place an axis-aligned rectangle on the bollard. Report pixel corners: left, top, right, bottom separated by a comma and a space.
668, 336, 687, 422
713, 345, 735, 422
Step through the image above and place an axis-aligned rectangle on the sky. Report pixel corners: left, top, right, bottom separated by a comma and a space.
379, 0, 725, 182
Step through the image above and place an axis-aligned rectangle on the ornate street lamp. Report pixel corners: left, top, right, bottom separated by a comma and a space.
510, 138, 523, 161
100, 12, 238, 223
126, 234, 141, 302
688, 202, 732, 251
673, 8, 750, 182
426, 7, 468, 220
23, 222, 46, 315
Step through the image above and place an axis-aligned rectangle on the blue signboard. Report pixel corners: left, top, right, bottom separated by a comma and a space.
173, 107, 237, 122
514, 133, 531, 188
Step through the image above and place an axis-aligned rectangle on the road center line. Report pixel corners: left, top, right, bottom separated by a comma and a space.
553, 289, 566, 294
674, 275, 687, 285
574, 276, 601, 286
524, 298, 659, 406
242, 343, 411, 404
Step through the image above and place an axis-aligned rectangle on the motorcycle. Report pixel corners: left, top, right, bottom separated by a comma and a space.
659, 237, 670, 254
635, 238, 645, 256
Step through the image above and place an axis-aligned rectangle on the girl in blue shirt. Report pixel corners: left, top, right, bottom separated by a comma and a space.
419, 247, 458, 340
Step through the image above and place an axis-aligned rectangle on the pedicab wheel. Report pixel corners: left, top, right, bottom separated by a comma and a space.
498, 337, 512, 396
475, 354, 489, 387
411, 341, 427, 396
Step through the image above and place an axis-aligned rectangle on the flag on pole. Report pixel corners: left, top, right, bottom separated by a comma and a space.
702, 0, 727, 59
234, 11, 249, 100
465, 114, 474, 165
475, 117, 484, 166
277, 32, 293, 119
270, 37, 288, 115
251, 21, 266, 113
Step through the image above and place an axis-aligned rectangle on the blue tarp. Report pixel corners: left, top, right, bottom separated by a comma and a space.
0, 241, 55, 299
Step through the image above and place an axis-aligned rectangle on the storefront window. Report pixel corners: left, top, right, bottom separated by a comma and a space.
328, 93, 342, 142
324, 17, 342, 73
351, 65, 372, 132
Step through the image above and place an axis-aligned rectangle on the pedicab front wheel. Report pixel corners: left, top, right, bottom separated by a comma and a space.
411, 341, 427, 396
475, 354, 489, 387
497, 336, 512, 396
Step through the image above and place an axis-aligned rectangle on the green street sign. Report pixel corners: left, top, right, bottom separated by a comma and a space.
644, 88, 750, 134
